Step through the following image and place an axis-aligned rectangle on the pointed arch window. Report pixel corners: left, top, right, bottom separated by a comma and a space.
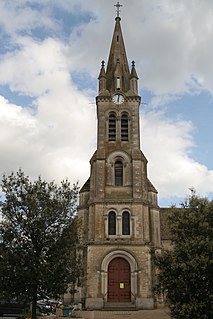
122, 211, 130, 235
108, 211, 116, 235
108, 112, 116, 141
115, 160, 123, 186
121, 112, 129, 141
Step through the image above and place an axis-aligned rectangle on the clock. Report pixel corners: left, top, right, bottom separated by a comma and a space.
112, 94, 125, 105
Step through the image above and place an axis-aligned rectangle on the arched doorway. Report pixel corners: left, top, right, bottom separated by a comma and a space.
108, 257, 131, 302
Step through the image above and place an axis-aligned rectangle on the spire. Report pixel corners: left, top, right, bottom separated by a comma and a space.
130, 61, 139, 94
98, 60, 107, 94
130, 61, 138, 79
105, 14, 130, 94
98, 60, 106, 78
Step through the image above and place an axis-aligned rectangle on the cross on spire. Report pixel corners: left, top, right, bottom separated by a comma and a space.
114, 1, 122, 17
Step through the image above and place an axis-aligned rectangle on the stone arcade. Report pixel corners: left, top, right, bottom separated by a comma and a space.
77, 8, 162, 311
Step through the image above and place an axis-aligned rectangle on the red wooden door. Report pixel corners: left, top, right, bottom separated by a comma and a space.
108, 257, 131, 302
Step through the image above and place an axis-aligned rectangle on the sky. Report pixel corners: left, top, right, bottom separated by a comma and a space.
0, 0, 212, 207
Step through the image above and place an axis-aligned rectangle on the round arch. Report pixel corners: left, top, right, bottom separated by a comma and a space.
107, 150, 131, 164
100, 250, 138, 303
106, 151, 131, 186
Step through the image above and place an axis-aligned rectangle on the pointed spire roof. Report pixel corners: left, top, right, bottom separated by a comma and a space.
106, 17, 130, 93
130, 61, 139, 79
98, 60, 106, 79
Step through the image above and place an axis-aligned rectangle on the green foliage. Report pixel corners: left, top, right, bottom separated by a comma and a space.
153, 190, 213, 319
0, 170, 80, 319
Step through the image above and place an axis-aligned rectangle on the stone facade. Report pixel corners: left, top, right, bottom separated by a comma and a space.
76, 16, 163, 310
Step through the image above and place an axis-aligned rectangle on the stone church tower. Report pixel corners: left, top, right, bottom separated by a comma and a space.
77, 10, 161, 310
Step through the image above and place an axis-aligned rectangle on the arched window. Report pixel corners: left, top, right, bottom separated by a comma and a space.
108, 211, 116, 235
115, 160, 123, 186
108, 112, 116, 141
122, 211, 130, 235
121, 112, 128, 141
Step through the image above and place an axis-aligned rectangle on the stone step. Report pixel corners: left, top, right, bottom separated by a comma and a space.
103, 302, 137, 311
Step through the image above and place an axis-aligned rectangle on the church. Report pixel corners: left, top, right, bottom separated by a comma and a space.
77, 4, 167, 311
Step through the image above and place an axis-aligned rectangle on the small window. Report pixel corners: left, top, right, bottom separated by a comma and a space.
108, 211, 116, 235
116, 77, 121, 90
108, 113, 116, 141
122, 211, 130, 235
115, 160, 123, 186
121, 113, 128, 141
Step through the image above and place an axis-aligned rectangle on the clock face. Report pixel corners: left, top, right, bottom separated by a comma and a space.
112, 94, 125, 105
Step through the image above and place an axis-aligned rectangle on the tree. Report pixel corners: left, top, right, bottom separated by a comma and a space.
153, 190, 213, 319
0, 170, 80, 319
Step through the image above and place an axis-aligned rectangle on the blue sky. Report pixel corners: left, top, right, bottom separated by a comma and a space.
0, 0, 212, 207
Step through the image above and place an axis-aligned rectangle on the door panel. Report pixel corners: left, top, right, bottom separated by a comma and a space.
108, 257, 131, 302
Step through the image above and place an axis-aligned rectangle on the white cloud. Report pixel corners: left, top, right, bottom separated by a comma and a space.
0, 87, 96, 186
0, 37, 71, 96
141, 110, 213, 198
0, 0, 55, 36
0, 20, 97, 187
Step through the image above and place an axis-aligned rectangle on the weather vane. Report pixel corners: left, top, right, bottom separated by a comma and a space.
114, 1, 122, 17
